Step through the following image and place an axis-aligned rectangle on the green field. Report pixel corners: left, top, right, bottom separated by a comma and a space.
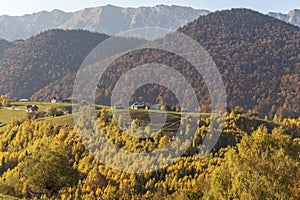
42, 114, 74, 127
0, 108, 25, 129
0, 102, 74, 130
12, 101, 73, 112
0, 102, 210, 132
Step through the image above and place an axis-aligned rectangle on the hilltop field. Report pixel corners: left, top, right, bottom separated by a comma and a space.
0, 101, 192, 131
0, 102, 74, 129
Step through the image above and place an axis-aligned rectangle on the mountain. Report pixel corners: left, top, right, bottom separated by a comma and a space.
0, 5, 210, 41
268, 9, 300, 27
0, 9, 299, 118
0, 4, 299, 41
182, 9, 299, 118
179, 9, 299, 118
0, 30, 110, 100
0, 29, 145, 101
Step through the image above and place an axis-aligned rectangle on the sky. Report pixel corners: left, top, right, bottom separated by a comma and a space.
0, 0, 299, 16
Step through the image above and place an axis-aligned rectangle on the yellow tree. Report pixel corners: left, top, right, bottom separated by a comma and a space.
20, 143, 78, 198
206, 126, 300, 200
0, 94, 10, 107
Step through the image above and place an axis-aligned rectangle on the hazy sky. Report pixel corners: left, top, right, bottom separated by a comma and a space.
1, 0, 299, 16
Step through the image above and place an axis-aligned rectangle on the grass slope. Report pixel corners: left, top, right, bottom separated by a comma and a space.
0, 108, 25, 129
0, 102, 73, 130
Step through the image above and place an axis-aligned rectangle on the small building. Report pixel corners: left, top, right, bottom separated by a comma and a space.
131, 102, 146, 109
51, 97, 70, 103
26, 105, 39, 114
19, 98, 29, 102
51, 97, 63, 103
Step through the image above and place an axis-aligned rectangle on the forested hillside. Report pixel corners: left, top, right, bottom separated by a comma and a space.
180, 9, 300, 118
0, 39, 12, 57
0, 29, 109, 100
0, 110, 299, 199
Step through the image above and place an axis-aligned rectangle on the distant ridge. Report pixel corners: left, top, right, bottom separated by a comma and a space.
268, 9, 300, 27
0, 4, 299, 41
0, 5, 210, 41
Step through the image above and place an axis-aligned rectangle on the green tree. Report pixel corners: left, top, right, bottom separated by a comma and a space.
46, 107, 58, 117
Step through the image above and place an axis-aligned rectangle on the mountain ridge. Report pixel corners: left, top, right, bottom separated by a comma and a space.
0, 5, 210, 41
268, 9, 300, 27
0, 5, 299, 41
